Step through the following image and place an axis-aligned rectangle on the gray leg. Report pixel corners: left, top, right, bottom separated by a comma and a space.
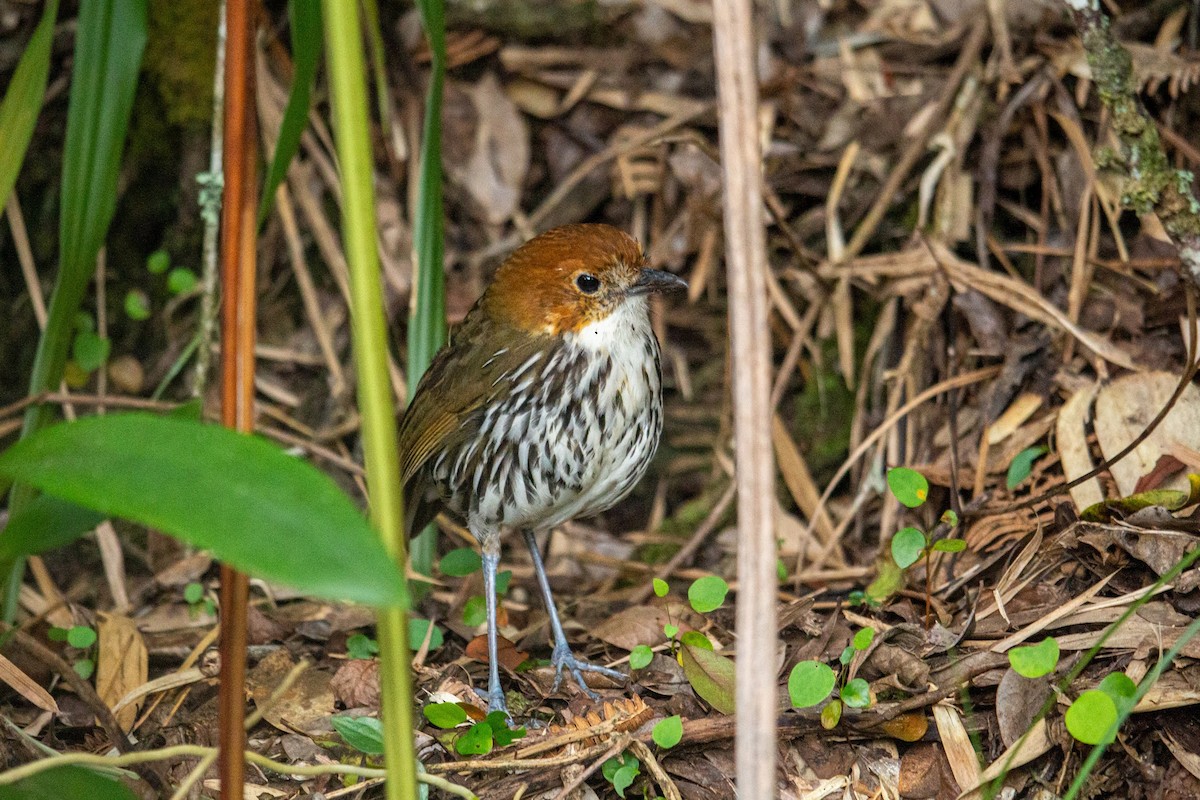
480, 538, 509, 718
522, 529, 625, 699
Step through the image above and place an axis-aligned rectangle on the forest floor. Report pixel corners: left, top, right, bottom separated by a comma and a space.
3, 0, 1200, 798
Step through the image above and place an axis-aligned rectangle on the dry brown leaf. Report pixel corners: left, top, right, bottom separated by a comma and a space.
330, 658, 381, 710
465, 634, 527, 672
96, 612, 147, 731
247, 649, 334, 735
0, 652, 57, 713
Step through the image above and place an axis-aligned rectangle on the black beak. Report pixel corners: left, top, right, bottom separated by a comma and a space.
630, 268, 688, 296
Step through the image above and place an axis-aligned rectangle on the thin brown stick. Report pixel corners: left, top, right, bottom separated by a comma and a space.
549, 735, 630, 800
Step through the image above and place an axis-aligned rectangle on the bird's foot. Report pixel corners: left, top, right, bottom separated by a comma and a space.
481, 686, 512, 723
550, 643, 626, 699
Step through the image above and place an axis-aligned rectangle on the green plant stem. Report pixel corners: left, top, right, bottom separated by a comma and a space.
406, 0, 448, 591
320, 3, 418, 800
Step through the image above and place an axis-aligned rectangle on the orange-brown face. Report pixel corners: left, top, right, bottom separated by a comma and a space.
481, 224, 685, 336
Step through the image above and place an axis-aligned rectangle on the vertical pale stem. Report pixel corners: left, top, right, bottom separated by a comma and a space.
711, 2, 778, 797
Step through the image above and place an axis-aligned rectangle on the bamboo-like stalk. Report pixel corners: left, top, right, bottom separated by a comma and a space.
216, 0, 258, 795
711, 1, 778, 796
320, 2, 419, 799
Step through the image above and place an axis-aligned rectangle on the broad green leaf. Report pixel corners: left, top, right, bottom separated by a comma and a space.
1065, 690, 1117, 745
1006, 445, 1047, 490
1008, 638, 1059, 679
455, 721, 493, 755
0, 494, 104, 562
931, 538, 967, 553
679, 630, 713, 650
890, 527, 926, 569
680, 643, 735, 714
612, 764, 637, 797
0, 414, 406, 607
346, 633, 379, 659
486, 711, 525, 746
67, 626, 97, 649
166, 268, 197, 295
0, 764, 137, 800
0, 0, 60, 210
423, 702, 467, 728
258, 0, 322, 225
1098, 672, 1137, 715
123, 290, 150, 321
820, 698, 842, 728
687, 575, 729, 613
146, 249, 170, 274
886, 467, 928, 508
865, 558, 904, 604
409, 618, 444, 651
439, 547, 482, 577
462, 596, 486, 627
332, 715, 384, 754
629, 645, 653, 669
787, 660, 836, 709
652, 578, 669, 597
72, 331, 110, 373
652, 715, 683, 748
840, 678, 871, 708
852, 627, 875, 651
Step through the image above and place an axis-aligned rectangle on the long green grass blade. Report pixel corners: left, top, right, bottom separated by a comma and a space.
407, 0, 448, 585
0, 0, 60, 211
257, 0, 321, 226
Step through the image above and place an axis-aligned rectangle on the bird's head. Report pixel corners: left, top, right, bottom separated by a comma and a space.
481, 224, 687, 336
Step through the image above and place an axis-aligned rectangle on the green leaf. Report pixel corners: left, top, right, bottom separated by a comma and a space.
931, 538, 967, 553
422, 702, 467, 729
0, 414, 407, 607
47, 627, 68, 643
687, 575, 729, 613
183, 582, 204, 605
612, 764, 638, 797
652, 578, 669, 597
408, 618, 444, 651
0, 764, 138, 800
629, 644, 653, 669
663, 623, 679, 639
72, 331, 110, 373
1065, 690, 1118, 745
67, 626, 97, 649
73, 658, 95, 680
332, 715, 385, 754
890, 527, 926, 569
146, 249, 170, 275
346, 633, 379, 659
776, 558, 787, 581
495, 570, 512, 595
840, 678, 871, 708
1008, 638, 1059, 679
440, 547, 482, 577
123, 290, 150, 321
0, 0, 60, 211
838, 645, 855, 666
166, 268, 197, 295
1098, 672, 1137, 714
787, 660, 836, 709
455, 721, 493, 755
1006, 446, 1048, 490
940, 509, 959, 527
652, 715, 683, 748
258, 0, 322, 225
820, 698, 842, 728
680, 643, 735, 714
886, 467, 928, 508
486, 711, 525, 746
0, 494, 104, 562
852, 627, 875, 651
462, 596, 486, 627
679, 630, 713, 651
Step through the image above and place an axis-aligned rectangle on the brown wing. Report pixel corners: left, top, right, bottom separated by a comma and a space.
397, 313, 549, 532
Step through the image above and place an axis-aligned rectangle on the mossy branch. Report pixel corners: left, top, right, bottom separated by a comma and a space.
1065, 0, 1200, 285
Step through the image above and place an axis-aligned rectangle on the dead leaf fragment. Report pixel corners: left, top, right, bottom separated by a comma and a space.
96, 612, 147, 731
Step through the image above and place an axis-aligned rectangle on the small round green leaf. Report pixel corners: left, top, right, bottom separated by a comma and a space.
462, 596, 486, 627
840, 678, 872, 708
891, 527, 926, 569
440, 547, 482, 577
423, 702, 467, 729
787, 660, 836, 709
852, 627, 876, 651
1065, 690, 1118, 745
688, 575, 729, 613
147, 249, 171, 274
409, 618, 444, 651
183, 582, 204, 604
887, 467, 928, 507
124, 289, 150, 321
652, 578, 669, 597
663, 623, 679, 639
72, 331, 110, 372
940, 509, 959, 527
931, 538, 967, 553
67, 626, 97, 649
1098, 672, 1137, 714
167, 267, 197, 295
629, 645, 653, 670
346, 633, 379, 660
332, 715, 384, 754
74, 658, 95, 680
652, 715, 683, 749
612, 763, 638, 797
455, 721, 494, 755
1008, 638, 1059, 678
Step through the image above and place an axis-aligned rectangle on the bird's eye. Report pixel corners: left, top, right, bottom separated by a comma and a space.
575, 273, 601, 294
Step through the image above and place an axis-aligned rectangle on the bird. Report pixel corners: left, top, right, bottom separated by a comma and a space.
398, 223, 686, 716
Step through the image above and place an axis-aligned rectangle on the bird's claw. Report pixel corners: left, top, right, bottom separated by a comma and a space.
550, 644, 626, 699
482, 687, 514, 724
